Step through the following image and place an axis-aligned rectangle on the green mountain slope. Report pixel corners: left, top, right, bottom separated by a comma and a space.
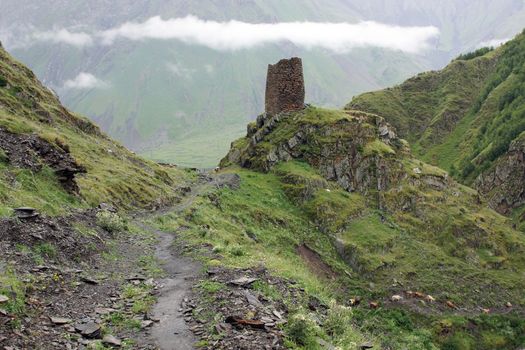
347, 30, 525, 216
0, 44, 186, 215
0, 43, 198, 349
192, 106, 525, 349
2, 0, 524, 167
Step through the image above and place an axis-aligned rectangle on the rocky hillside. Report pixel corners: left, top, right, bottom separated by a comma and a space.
0, 43, 186, 215
0, 43, 195, 349
219, 106, 525, 349
347, 30, 525, 218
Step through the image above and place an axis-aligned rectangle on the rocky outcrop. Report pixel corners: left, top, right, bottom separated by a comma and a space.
265, 57, 305, 116
0, 128, 85, 193
223, 108, 421, 197
476, 136, 525, 215
222, 106, 456, 218
344, 33, 525, 222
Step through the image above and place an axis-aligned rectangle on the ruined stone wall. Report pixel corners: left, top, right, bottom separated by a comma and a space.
265, 57, 305, 116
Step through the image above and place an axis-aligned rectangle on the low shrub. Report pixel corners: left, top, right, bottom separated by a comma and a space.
96, 211, 128, 233
324, 301, 353, 337
286, 312, 323, 348
228, 245, 245, 257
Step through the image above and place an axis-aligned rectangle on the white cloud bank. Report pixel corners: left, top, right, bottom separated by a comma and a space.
99, 16, 439, 53
26, 16, 439, 54
33, 28, 93, 47
63, 72, 108, 89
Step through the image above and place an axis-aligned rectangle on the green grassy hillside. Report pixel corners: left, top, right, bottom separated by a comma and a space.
0, 44, 195, 349
0, 45, 187, 216
2, 39, 525, 349
345, 49, 499, 151
347, 30, 525, 179
209, 106, 525, 349
347, 30, 525, 216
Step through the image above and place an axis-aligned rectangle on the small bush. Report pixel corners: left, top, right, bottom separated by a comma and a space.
96, 211, 128, 233
33, 243, 57, 259
0, 269, 26, 319
324, 301, 354, 336
131, 295, 155, 314
461, 163, 475, 179
286, 312, 322, 348
212, 245, 224, 253
207, 259, 222, 267
8, 86, 22, 96
228, 245, 245, 257
252, 280, 281, 301
0, 76, 7, 87
122, 284, 143, 299
39, 132, 70, 153
106, 311, 141, 331
0, 149, 8, 163
199, 280, 225, 293
441, 332, 474, 350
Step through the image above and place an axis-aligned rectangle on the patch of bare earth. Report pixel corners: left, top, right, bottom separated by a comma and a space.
296, 243, 338, 280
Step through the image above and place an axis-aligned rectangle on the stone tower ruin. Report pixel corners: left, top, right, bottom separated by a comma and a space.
265, 57, 305, 116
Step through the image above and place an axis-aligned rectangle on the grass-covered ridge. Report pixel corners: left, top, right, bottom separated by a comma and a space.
0, 46, 187, 216
213, 105, 525, 349
346, 30, 525, 187
157, 161, 525, 349
346, 47, 499, 156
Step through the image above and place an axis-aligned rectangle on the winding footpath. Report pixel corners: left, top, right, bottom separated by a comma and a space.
134, 179, 211, 350
134, 174, 238, 349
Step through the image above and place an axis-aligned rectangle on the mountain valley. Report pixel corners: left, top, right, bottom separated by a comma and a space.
2, 0, 525, 167
0, 15, 525, 350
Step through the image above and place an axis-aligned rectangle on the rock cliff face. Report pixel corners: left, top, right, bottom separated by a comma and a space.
265, 57, 305, 116
476, 135, 525, 215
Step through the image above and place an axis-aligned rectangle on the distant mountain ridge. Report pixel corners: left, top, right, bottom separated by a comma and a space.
1, 0, 524, 167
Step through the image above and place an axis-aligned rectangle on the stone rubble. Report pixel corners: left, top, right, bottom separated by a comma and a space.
181, 266, 322, 350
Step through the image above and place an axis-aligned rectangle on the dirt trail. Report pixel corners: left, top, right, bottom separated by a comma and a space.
134, 183, 207, 349
136, 220, 199, 350
135, 173, 240, 350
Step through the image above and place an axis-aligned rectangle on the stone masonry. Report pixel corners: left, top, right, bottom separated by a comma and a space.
265, 57, 305, 116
